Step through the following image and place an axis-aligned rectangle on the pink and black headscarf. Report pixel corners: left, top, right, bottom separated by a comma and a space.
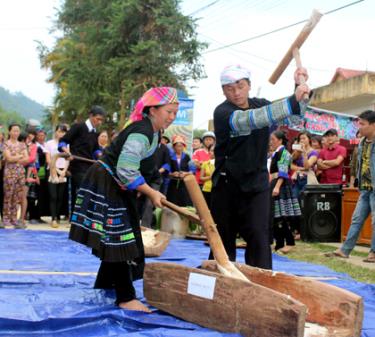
129, 87, 179, 122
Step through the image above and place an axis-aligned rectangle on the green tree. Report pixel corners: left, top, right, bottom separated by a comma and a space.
0, 105, 25, 128
39, 0, 206, 128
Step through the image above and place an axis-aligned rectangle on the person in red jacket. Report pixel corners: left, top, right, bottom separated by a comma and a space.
317, 129, 347, 184
192, 131, 216, 188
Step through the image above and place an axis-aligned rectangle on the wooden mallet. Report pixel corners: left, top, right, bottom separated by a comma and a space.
269, 9, 323, 98
183, 174, 250, 282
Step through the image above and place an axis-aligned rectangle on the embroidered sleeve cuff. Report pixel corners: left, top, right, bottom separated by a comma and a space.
288, 95, 300, 115
278, 172, 289, 179
229, 97, 295, 136
93, 150, 103, 160
162, 163, 171, 172
127, 176, 146, 190
58, 142, 68, 152
289, 93, 311, 116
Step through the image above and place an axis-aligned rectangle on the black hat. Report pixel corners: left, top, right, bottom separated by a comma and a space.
89, 105, 106, 117
161, 135, 170, 144
323, 128, 338, 137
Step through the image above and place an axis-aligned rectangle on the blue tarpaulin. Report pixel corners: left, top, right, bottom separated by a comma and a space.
0, 230, 374, 337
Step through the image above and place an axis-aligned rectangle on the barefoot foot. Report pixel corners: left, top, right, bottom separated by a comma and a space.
279, 245, 294, 254
118, 299, 151, 313
324, 249, 348, 259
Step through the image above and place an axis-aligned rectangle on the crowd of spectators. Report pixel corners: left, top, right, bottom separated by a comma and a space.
140, 124, 354, 256
0, 115, 367, 259
0, 117, 110, 229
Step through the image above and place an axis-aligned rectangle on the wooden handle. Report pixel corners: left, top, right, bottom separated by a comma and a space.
269, 9, 322, 84
292, 48, 309, 102
182, 175, 231, 268
161, 199, 201, 224
183, 174, 250, 282
71, 155, 96, 164
56, 152, 96, 164
292, 48, 304, 82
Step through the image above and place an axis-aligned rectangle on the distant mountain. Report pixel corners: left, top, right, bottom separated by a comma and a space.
0, 86, 46, 122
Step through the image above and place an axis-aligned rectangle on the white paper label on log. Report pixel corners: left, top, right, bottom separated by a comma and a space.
187, 273, 216, 300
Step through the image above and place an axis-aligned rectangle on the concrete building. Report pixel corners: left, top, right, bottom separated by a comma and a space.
310, 68, 375, 115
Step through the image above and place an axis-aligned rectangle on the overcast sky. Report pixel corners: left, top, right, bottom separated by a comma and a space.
0, 0, 373, 128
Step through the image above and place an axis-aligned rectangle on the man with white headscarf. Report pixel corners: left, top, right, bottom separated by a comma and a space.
209, 64, 310, 269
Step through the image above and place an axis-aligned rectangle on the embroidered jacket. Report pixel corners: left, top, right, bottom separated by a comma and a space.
213, 95, 305, 193
103, 117, 159, 190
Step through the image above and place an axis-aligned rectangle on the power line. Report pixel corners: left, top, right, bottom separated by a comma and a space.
324, 0, 364, 15
200, 0, 272, 31
201, 31, 274, 62
203, 0, 365, 54
201, 32, 332, 73
257, 0, 287, 12
199, 0, 259, 30
194, 0, 246, 28
187, 0, 221, 16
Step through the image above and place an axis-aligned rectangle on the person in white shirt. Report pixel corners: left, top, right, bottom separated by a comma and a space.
45, 124, 70, 228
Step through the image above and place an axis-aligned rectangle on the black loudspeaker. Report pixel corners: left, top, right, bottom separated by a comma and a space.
301, 184, 342, 242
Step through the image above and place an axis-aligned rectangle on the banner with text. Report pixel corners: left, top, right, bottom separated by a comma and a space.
286, 106, 359, 140
164, 98, 194, 153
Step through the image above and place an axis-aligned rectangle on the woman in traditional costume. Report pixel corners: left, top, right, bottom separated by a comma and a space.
69, 87, 179, 312
269, 130, 301, 254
